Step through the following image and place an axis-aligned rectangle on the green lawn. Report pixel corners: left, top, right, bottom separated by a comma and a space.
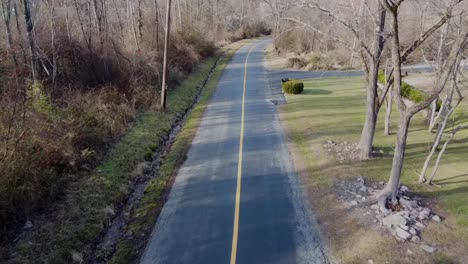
280, 76, 468, 263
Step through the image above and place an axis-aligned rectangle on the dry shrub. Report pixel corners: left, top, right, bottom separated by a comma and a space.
288, 57, 308, 69
0, 9, 220, 241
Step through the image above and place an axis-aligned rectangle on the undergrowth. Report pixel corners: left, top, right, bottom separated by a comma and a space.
4, 46, 234, 263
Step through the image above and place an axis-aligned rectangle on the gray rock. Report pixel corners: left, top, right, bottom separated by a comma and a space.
399, 224, 409, 231
396, 227, 412, 240
414, 222, 426, 230
409, 228, 417, 235
420, 245, 436, 253
400, 185, 410, 192
23, 221, 33, 230
360, 186, 368, 193
407, 249, 413, 255
379, 181, 384, 185
432, 215, 441, 222
419, 211, 430, 220
102, 206, 116, 217
368, 260, 374, 264
382, 214, 407, 228
400, 199, 419, 210
351, 200, 358, 206
411, 235, 421, 242
371, 204, 379, 210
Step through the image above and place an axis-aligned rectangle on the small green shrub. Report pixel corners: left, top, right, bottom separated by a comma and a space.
378, 70, 386, 84
378, 71, 426, 103
282, 80, 304, 94
401, 82, 425, 103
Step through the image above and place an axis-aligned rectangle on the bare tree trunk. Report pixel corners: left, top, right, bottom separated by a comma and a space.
14, 2, 28, 66
427, 125, 468, 184
358, 2, 386, 159
160, 0, 172, 109
2, 0, 18, 68
428, 99, 437, 132
23, 0, 38, 81
384, 85, 392, 135
359, 64, 379, 158
154, 0, 160, 48
378, 4, 406, 207
378, 0, 467, 209
419, 58, 464, 183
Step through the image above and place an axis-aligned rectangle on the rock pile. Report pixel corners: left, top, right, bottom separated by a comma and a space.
323, 140, 387, 161
323, 140, 361, 161
336, 177, 442, 253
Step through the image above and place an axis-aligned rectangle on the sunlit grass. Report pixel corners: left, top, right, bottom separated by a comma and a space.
280, 76, 468, 263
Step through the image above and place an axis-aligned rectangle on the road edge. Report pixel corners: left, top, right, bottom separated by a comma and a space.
108, 40, 250, 264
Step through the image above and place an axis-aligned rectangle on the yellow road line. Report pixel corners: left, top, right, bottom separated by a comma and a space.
230, 45, 257, 264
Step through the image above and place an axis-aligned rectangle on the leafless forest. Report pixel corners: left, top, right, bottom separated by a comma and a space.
0, 0, 268, 239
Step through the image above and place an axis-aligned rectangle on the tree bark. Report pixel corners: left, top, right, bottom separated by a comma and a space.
358, 2, 386, 159
384, 85, 392, 135
23, 0, 38, 81
2, 0, 18, 68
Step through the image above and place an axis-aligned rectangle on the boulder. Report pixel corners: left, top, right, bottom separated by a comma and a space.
420, 245, 436, 254
396, 227, 412, 240
382, 214, 407, 228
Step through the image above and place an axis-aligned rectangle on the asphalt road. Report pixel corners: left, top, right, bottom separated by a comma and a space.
140, 39, 328, 264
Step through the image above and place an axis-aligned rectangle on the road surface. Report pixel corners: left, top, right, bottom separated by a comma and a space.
140, 39, 327, 264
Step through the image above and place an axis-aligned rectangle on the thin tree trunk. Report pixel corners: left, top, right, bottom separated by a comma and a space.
23, 0, 38, 81
384, 85, 392, 135
427, 125, 468, 184
2, 0, 18, 68
154, 0, 160, 48
419, 96, 463, 183
428, 99, 437, 132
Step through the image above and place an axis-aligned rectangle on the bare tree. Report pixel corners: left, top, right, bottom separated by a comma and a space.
377, 0, 467, 209
23, 0, 39, 81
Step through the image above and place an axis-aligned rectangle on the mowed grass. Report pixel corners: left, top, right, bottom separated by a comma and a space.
280, 76, 468, 263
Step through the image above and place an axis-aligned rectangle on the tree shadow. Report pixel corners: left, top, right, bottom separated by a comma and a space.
433, 173, 468, 185
303, 89, 333, 95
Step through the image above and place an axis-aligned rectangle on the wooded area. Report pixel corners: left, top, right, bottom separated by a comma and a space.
0, 0, 268, 240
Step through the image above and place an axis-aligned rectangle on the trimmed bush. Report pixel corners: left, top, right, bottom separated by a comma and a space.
401, 82, 425, 103
282, 80, 304, 94
378, 70, 426, 103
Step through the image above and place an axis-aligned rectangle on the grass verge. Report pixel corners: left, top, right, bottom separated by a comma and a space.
107, 41, 248, 264
280, 76, 468, 263
5, 40, 249, 264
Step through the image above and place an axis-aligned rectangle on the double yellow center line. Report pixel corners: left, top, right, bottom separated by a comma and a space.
230, 45, 256, 264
